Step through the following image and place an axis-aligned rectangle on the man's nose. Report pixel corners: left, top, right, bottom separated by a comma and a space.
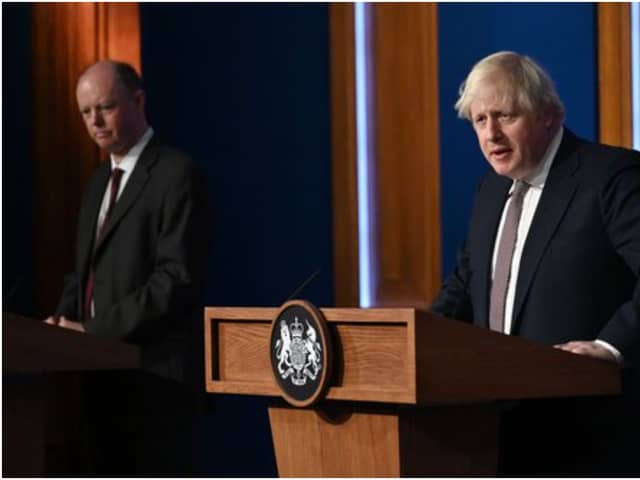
89, 110, 104, 127
486, 117, 503, 140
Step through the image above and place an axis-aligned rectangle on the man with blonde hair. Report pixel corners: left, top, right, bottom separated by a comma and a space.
431, 51, 640, 474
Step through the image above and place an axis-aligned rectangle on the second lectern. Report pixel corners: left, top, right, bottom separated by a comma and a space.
204, 304, 619, 476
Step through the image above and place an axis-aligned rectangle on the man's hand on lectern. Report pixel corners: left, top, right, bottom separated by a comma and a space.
554, 340, 616, 363
44, 316, 86, 333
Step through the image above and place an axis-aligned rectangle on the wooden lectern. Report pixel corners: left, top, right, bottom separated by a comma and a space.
3, 313, 139, 475
204, 307, 620, 476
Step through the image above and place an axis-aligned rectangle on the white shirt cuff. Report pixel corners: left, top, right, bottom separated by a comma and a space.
594, 339, 624, 365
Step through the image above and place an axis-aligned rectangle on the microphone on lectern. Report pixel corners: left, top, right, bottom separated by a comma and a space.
284, 267, 322, 302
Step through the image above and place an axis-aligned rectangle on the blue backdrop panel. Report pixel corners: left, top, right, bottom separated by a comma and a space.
140, 3, 333, 309
438, 3, 597, 277
2, 3, 34, 315
140, 3, 332, 475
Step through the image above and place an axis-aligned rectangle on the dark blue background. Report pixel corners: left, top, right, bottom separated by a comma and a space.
139, 4, 332, 475
3, 3, 33, 316
140, 4, 334, 309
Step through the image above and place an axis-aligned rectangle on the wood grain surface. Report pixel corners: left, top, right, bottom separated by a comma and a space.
3, 313, 139, 373
205, 307, 620, 403
598, 3, 632, 148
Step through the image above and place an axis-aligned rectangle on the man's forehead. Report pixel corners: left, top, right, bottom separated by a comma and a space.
78, 73, 114, 90
76, 73, 123, 100
469, 88, 517, 113
80, 61, 117, 80
77, 64, 124, 92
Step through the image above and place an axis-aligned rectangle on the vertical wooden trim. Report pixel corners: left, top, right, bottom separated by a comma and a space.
598, 3, 632, 148
371, 4, 441, 308
104, 3, 142, 69
330, 4, 360, 307
97, 3, 108, 59
329, 3, 441, 308
31, 3, 100, 315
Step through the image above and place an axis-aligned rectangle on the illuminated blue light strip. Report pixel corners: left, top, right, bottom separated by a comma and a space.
355, 2, 372, 307
632, 2, 640, 150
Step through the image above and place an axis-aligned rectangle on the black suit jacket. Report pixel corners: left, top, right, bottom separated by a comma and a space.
431, 129, 640, 367
56, 135, 210, 384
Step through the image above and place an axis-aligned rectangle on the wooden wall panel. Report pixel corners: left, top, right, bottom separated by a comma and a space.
101, 3, 142, 64
329, 4, 441, 309
598, 3, 632, 148
372, 4, 441, 308
31, 3, 140, 316
329, 5, 360, 307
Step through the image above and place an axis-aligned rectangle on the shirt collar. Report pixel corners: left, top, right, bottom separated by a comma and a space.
523, 125, 564, 189
110, 127, 154, 173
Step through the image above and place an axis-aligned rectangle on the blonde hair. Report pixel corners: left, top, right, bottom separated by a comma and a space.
454, 51, 565, 121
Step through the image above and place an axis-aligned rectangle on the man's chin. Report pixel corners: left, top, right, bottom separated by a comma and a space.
490, 162, 516, 179
94, 138, 113, 149
95, 140, 123, 155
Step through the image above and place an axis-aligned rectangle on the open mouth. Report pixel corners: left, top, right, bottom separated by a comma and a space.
490, 148, 512, 160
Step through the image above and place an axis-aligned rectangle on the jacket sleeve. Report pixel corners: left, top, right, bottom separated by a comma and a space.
429, 241, 474, 323
429, 175, 491, 324
54, 272, 80, 320
597, 152, 640, 367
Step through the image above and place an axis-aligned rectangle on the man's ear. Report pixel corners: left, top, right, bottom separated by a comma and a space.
134, 89, 146, 110
542, 109, 555, 129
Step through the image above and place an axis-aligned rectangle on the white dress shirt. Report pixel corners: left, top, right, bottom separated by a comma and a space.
490, 126, 622, 362
90, 127, 154, 317
95, 127, 154, 235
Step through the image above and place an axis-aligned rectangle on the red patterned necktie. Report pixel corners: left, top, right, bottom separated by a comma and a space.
83, 168, 124, 321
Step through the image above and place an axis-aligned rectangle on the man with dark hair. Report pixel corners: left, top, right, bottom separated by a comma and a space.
112, 61, 145, 92
45, 59, 209, 474
431, 51, 640, 474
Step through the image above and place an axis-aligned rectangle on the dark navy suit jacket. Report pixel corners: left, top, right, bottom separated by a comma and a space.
431, 129, 640, 367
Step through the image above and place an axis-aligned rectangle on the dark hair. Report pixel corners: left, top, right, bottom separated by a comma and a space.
113, 61, 144, 93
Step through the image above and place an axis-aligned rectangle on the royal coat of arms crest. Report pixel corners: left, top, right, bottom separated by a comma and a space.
274, 317, 322, 386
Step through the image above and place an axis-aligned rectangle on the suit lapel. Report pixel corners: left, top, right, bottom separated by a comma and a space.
78, 164, 111, 276
510, 130, 582, 332
93, 137, 159, 255
475, 174, 511, 329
